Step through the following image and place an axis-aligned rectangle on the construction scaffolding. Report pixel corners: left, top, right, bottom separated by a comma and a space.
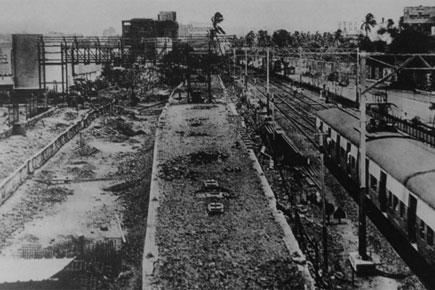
37, 36, 129, 95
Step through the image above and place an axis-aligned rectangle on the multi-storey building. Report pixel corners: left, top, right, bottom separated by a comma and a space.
158, 11, 176, 22
122, 12, 178, 60
403, 6, 435, 36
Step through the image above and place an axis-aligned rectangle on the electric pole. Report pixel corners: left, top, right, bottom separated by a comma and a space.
267, 47, 270, 115
267, 47, 270, 94
233, 47, 236, 80
355, 48, 360, 106
208, 35, 212, 102
245, 47, 248, 90
320, 152, 328, 274
358, 51, 368, 260
317, 128, 328, 275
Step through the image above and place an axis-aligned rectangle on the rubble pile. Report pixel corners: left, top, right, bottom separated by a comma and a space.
158, 157, 200, 181
187, 131, 209, 137
67, 163, 96, 179
74, 143, 100, 157
189, 150, 229, 165
63, 111, 78, 121
43, 186, 74, 203
158, 150, 229, 181
151, 98, 310, 289
186, 117, 209, 127
158, 157, 186, 180
91, 118, 145, 143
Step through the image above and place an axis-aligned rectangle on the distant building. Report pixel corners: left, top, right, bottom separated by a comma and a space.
122, 15, 178, 41
403, 6, 435, 36
122, 18, 156, 41
122, 14, 178, 60
338, 21, 360, 37
158, 11, 176, 22
178, 23, 210, 38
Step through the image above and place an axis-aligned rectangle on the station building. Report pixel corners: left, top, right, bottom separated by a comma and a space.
403, 6, 435, 36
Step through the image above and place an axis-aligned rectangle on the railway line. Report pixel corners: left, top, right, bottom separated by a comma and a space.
238, 70, 435, 289
252, 83, 317, 145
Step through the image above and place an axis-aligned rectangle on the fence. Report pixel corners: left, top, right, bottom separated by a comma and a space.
0, 101, 113, 206
370, 110, 435, 147
0, 107, 56, 140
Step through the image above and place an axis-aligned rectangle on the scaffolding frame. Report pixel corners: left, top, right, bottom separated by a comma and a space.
37, 35, 130, 96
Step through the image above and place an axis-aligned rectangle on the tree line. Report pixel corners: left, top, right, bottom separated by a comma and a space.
236, 13, 434, 53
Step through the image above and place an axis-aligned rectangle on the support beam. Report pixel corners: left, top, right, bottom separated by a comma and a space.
359, 52, 367, 260
361, 55, 416, 96
60, 43, 65, 96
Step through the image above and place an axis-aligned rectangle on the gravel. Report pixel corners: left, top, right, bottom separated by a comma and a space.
151, 102, 306, 289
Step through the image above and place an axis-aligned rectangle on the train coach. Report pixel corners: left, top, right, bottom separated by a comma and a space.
316, 108, 435, 265
259, 120, 307, 167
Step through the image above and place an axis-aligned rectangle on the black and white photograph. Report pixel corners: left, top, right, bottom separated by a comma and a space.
0, 0, 434, 289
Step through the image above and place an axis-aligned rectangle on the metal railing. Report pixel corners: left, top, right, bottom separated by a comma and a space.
370, 110, 435, 147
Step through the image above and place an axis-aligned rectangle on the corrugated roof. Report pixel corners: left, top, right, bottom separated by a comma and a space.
317, 108, 435, 209
0, 258, 74, 283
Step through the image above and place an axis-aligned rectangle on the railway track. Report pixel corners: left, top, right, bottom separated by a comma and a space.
248, 81, 324, 189
251, 82, 318, 143
237, 66, 435, 289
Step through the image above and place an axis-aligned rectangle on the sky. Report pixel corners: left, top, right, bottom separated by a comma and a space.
0, 0, 434, 36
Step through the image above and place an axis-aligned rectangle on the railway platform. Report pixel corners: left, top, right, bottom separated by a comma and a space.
142, 82, 314, 289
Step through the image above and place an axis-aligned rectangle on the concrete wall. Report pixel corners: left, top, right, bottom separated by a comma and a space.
12, 34, 41, 89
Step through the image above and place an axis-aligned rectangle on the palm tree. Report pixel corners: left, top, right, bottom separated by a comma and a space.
211, 12, 224, 34
333, 29, 343, 46
245, 30, 256, 47
386, 18, 399, 38
387, 18, 394, 29
210, 12, 225, 54
398, 16, 409, 32
257, 30, 271, 47
361, 13, 377, 37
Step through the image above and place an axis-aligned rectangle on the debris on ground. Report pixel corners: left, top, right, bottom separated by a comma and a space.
74, 143, 100, 157
64, 111, 78, 121
189, 150, 229, 164
187, 131, 209, 137
66, 163, 96, 179
44, 187, 74, 203
157, 150, 230, 181
151, 90, 310, 289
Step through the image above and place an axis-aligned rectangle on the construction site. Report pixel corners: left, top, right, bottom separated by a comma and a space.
1, 2, 435, 290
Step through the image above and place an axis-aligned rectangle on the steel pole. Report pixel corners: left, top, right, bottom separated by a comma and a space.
358, 51, 368, 260
267, 47, 270, 94
233, 47, 236, 79
208, 38, 212, 102
355, 48, 359, 106
245, 47, 248, 90
272, 93, 275, 140
321, 153, 328, 274
267, 47, 270, 115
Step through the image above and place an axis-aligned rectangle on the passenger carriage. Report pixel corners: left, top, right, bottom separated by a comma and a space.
316, 108, 435, 264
